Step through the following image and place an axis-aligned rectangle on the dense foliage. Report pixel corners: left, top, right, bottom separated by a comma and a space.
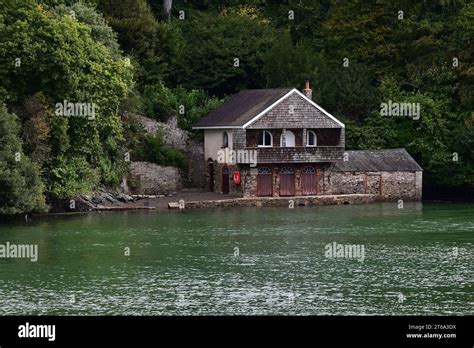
0, 0, 472, 214
0, 104, 46, 214
134, 132, 187, 170
0, 1, 133, 201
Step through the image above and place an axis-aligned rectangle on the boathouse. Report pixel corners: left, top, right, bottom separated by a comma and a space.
193, 82, 422, 201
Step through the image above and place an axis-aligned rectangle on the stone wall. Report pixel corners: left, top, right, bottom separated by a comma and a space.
242, 167, 257, 197
129, 162, 182, 195
132, 113, 206, 188
183, 194, 376, 209
330, 170, 422, 201
234, 164, 421, 201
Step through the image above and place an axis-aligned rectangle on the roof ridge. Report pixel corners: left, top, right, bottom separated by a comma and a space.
239, 88, 293, 92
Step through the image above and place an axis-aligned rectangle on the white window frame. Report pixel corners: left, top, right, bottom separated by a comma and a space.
258, 130, 273, 148
280, 130, 295, 147
222, 131, 229, 148
306, 130, 317, 147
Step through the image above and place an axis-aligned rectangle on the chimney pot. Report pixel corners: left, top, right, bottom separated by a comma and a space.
303, 80, 312, 99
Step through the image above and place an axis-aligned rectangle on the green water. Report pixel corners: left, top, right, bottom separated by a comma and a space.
0, 202, 472, 315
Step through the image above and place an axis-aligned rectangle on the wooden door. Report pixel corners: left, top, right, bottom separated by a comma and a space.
301, 166, 317, 195
279, 166, 295, 196
257, 167, 272, 196
208, 161, 214, 192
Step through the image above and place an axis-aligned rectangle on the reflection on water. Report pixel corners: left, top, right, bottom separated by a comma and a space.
0, 202, 472, 315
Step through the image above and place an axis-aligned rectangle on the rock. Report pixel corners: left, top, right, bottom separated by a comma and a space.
168, 202, 180, 210
116, 192, 134, 202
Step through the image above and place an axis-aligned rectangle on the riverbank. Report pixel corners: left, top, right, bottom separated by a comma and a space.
40, 191, 376, 215
3, 186, 469, 222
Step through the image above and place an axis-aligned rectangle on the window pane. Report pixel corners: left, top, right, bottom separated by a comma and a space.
264, 131, 271, 145
223, 132, 228, 147
258, 131, 264, 146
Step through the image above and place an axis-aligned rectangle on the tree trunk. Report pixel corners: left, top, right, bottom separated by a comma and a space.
163, 0, 172, 18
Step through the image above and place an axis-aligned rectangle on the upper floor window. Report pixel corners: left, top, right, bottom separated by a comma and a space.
307, 130, 317, 147
258, 130, 272, 147
222, 132, 229, 148
280, 130, 295, 147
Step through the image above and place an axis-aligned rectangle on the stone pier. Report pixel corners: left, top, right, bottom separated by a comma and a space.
170, 194, 375, 209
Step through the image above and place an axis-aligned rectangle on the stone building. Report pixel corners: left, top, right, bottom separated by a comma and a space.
193, 82, 422, 201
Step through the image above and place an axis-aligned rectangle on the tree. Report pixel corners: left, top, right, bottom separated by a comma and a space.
0, 104, 46, 215
0, 2, 133, 197
15, 93, 53, 168
98, 0, 162, 59
98, 0, 183, 85
163, 0, 172, 18
262, 32, 318, 88
173, 8, 275, 96
53, 1, 121, 58
140, 81, 225, 132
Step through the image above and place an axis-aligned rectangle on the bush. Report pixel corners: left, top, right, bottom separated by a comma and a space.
142, 82, 177, 121
48, 156, 100, 198
133, 132, 186, 169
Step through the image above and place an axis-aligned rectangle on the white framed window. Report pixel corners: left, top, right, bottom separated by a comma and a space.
280, 130, 295, 147
258, 130, 273, 147
222, 132, 229, 148
307, 130, 317, 147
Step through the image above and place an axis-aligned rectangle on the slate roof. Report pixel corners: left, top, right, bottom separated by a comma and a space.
333, 149, 423, 171
194, 88, 291, 128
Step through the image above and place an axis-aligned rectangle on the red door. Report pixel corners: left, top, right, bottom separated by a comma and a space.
301, 166, 317, 195
279, 166, 295, 196
257, 167, 272, 196
222, 167, 229, 194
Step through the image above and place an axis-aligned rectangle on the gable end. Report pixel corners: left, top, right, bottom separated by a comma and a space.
244, 89, 344, 129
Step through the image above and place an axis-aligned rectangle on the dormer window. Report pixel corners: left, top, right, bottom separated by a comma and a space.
223, 132, 229, 148
258, 130, 273, 147
307, 130, 317, 147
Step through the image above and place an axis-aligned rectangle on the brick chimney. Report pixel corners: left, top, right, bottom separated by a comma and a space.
303, 80, 312, 99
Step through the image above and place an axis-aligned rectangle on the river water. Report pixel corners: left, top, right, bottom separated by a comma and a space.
0, 202, 472, 315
